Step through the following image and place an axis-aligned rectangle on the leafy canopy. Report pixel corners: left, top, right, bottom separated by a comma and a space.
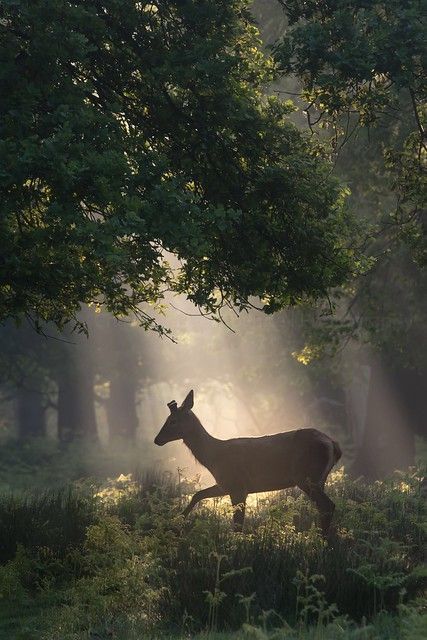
275, 0, 426, 264
269, 0, 427, 367
0, 0, 352, 331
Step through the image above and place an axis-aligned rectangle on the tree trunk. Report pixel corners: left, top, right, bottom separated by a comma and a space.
15, 386, 46, 439
56, 329, 98, 444
106, 375, 139, 442
57, 360, 98, 443
350, 359, 416, 478
103, 318, 140, 443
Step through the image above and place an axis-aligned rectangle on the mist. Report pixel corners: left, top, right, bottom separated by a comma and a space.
1, 290, 424, 489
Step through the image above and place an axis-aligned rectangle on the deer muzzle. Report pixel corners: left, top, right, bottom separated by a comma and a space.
154, 434, 166, 446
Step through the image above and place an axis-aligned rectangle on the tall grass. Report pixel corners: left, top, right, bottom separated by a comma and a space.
0, 466, 425, 639
0, 489, 99, 565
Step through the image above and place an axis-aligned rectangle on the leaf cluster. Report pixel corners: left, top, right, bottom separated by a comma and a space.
0, 0, 352, 331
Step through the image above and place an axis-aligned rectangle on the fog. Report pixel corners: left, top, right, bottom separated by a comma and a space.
1, 277, 424, 489
90, 300, 318, 483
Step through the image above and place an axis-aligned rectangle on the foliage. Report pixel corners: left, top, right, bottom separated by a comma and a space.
277, 1, 425, 123
274, 0, 426, 264
261, 1, 427, 375
0, 465, 425, 639
0, 488, 98, 565
0, 0, 352, 332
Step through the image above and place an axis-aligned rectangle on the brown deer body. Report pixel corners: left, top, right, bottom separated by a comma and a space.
154, 391, 341, 535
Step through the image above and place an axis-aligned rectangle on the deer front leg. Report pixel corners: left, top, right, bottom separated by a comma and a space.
182, 484, 225, 518
230, 493, 247, 532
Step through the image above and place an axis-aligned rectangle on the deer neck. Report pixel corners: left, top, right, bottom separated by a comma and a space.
183, 416, 219, 470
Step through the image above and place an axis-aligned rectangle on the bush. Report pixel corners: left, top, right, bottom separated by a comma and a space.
0, 467, 424, 639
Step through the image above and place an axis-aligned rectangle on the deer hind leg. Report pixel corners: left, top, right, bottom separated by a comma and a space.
298, 481, 335, 538
182, 484, 225, 518
230, 493, 247, 532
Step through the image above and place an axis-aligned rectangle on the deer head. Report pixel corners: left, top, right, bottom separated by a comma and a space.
154, 390, 194, 446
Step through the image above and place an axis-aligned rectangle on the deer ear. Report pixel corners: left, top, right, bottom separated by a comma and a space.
182, 390, 194, 411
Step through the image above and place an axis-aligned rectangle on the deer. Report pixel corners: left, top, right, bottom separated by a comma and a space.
154, 390, 342, 536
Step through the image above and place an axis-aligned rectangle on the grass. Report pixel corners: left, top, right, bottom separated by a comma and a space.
0, 437, 160, 492
0, 454, 425, 640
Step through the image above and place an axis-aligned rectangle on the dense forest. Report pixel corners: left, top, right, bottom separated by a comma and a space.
0, 1, 425, 638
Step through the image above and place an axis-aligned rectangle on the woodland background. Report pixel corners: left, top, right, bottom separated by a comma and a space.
0, 1, 425, 638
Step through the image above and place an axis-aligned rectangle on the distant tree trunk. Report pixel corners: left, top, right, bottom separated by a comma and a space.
350, 359, 416, 478
106, 375, 139, 442
104, 320, 140, 443
15, 386, 46, 439
56, 328, 98, 443
57, 360, 98, 443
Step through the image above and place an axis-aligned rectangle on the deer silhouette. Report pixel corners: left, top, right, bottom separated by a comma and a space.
154, 390, 341, 535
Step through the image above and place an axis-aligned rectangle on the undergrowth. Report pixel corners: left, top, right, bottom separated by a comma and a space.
0, 465, 425, 639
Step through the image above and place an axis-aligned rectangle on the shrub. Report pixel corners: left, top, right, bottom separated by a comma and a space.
0, 467, 424, 639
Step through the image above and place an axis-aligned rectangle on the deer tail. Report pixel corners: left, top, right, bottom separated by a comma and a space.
332, 440, 342, 464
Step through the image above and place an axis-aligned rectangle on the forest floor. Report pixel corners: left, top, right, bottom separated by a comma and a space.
0, 442, 425, 640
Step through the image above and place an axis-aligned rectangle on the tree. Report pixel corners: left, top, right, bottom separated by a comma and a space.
269, 0, 427, 475
55, 334, 99, 444
94, 314, 141, 442
0, 315, 101, 443
0, 322, 53, 439
0, 0, 352, 333
274, 0, 426, 263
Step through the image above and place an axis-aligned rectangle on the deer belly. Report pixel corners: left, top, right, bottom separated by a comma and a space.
246, 473, 295, 494
210, 436, 300, 495
214, 460, 296, 495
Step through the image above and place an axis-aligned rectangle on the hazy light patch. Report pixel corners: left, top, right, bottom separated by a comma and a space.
182, 490, 288, 513
336, 343, 416, 474
95, 473, 139, 505
131, 297, 317, 478
85, 295, 330, 479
